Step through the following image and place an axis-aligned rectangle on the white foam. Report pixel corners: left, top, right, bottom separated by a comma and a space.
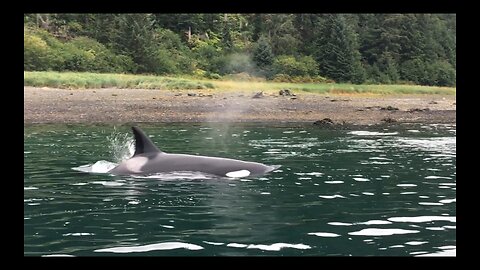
295, 172, 324, 177
128, 201, 140, 205
328, 222, 353, 226
63, 233, 95, 236
95, 242, 203, 253
348, 228, 419, 236
359, 220, 392, 225
24, 187, 38, 190
425, 227, 445, 231
203, 241, 224, 246
91, 181, 125, 187
353, 177, 370, 182
260, 192, 271, 195
389, 245, 405, 248
397, 184, 417, 187
308, 232, 341, 237
438, 245, 456, 250
419, 202, 444, 206
71, 182, 88, 186
160, 225, 174, 229
400, 192, 417, 195
439, 198, 456, 204
226, 243, 248, 248
369, 157, 392, 160
226, 170, 251, 178
416, 249, 456, 257
405, 241, 428, 246
348, 131, 398, 136
425, 176, 453, 179
42, 254, 75, 257
410, 251, 429, 255
362, 192, 375, 196
325, 181, 344, 184
247, 243, 311, 251
319, 195, 346, 199
388, 216, 456, 223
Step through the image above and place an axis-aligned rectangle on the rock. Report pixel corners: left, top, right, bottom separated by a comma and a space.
313, 118, 334, 127
290, 97, 297, 100
429, 101, 438, 104
252, 91, 264, 99
187, 93, 197, 97
381, 117, 397, 123
279, 89, 293, 96
408, 108, 430, 113
380, 106, 399, 111
174, 93, 182, 96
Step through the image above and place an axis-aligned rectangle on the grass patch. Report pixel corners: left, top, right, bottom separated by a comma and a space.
24, 71, 456, 95
24, 71, 216, 90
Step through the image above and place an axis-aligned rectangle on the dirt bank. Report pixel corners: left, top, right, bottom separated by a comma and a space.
24, 87, 456, 125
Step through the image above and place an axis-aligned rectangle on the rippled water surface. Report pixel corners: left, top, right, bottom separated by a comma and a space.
24, 123, 456, 256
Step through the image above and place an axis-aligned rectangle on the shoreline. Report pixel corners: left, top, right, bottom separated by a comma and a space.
24, 87, 456, 125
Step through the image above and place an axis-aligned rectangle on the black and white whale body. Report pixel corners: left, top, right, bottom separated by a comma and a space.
108, 126, 279, 178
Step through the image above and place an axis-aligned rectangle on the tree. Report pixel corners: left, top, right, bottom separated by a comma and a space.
314, 14, 365, 83
253, 35, 274, 68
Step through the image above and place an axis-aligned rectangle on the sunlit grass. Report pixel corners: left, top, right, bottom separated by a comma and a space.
24, 71, 456, 95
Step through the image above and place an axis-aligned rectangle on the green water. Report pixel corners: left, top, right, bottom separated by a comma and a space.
24, 123, 456, 256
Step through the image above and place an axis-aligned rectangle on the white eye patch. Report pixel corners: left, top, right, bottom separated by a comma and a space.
225, 170, 251, 178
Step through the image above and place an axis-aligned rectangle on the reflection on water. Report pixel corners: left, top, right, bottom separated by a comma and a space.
24, 123, 455, 256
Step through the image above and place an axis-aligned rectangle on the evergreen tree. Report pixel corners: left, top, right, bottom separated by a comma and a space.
314, 14, 365, 83
253, 35, 274, 68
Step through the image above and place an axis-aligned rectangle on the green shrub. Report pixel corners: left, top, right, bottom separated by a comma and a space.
24, 34, 59, 70
272, 55, 319, 77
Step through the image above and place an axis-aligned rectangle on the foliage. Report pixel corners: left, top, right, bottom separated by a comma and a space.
272, 55, 318, 77
24, 13, 456, 86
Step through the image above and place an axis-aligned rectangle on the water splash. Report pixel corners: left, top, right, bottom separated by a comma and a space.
72, 160, 117, 173
106, 127, 135, 163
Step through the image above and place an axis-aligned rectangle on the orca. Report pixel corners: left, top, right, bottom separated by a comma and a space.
108, 126, 280, 178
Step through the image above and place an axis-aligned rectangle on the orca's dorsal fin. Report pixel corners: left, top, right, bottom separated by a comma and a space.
131, 126, 162, 156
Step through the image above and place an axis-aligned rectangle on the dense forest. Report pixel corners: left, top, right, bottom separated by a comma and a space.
24, 14, 456, 86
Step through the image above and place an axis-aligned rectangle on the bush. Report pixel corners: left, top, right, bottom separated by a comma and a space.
400, 59, 456, 86
427, 61, 456, 86
24, 26, 137, 73
272, 55, 319, 77
24, 34, 60, 70
68, 37, 135, 73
